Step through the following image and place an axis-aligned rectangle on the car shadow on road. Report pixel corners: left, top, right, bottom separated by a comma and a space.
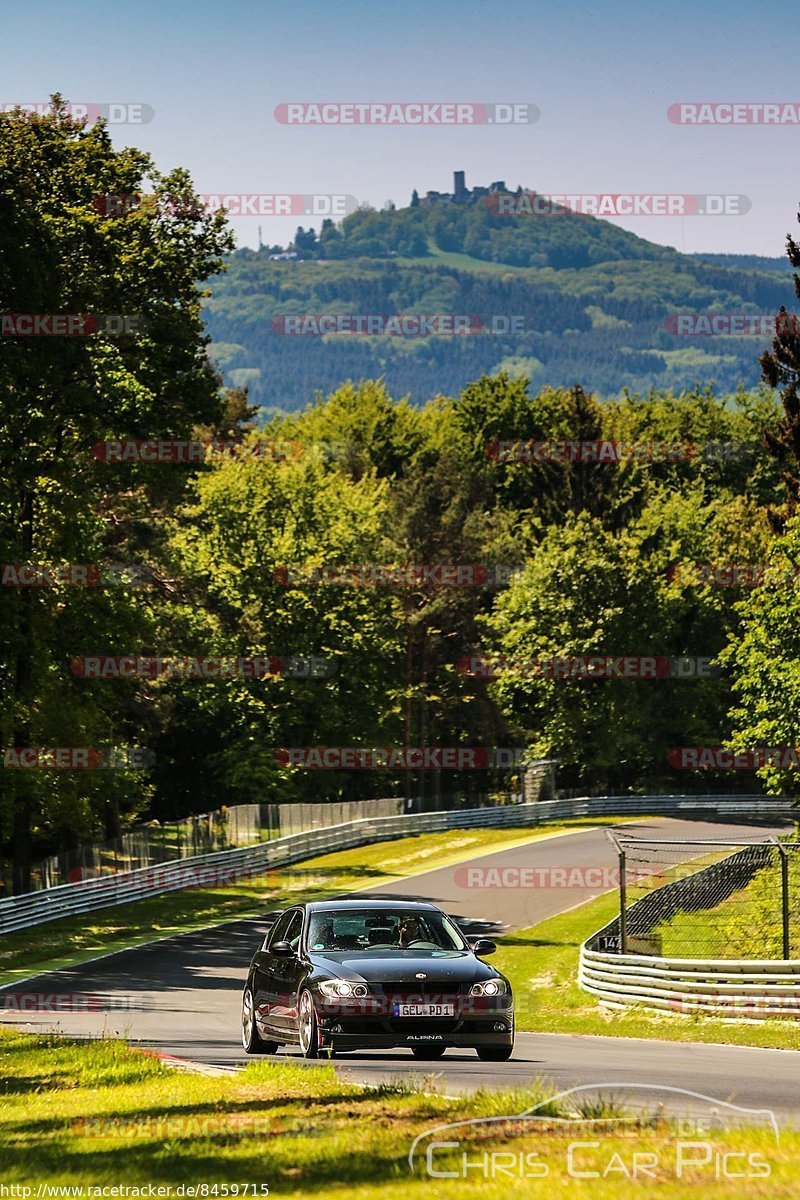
14, 919, 273, 998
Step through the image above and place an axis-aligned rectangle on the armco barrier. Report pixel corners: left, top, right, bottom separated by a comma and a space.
0, 794, 794, 936
579, 944, 800, 1019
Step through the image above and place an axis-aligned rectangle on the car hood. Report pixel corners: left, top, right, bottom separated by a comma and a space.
308, 949, 500, 985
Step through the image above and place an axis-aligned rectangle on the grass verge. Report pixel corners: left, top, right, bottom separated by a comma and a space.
0, 817, 634, 987
0, 1030, 796, 1197
496, 892, 800, 1050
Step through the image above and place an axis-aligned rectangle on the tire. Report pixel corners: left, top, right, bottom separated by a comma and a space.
411, 1045, 447, 1060
242, 986, 280, 1055
298, 989, 323, 1059
476, 1045, 513, 1062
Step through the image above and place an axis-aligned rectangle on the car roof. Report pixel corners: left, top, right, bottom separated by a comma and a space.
304, 899, 440, 913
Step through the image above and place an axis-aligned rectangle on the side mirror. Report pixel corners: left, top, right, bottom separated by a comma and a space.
472, 938, 497, 956
271, 940, 294, 957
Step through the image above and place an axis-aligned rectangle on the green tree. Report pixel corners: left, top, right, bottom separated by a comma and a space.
720, 516, 800, 794
0, 98, 233, 888
163, 446, 404, 807
482, 486, 770, 792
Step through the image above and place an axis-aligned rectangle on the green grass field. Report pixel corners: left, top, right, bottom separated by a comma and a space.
0, 1031, 796, 1198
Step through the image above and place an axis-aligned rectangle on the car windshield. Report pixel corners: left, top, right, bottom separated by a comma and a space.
307, 909, 467, 952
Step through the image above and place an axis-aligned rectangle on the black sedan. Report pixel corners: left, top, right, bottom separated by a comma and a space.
241, 899, 514, 1060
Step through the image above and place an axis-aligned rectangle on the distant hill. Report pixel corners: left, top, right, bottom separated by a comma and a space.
203, 180, 796, 411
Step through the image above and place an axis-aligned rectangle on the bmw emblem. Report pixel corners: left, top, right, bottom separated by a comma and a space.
415, 972, 426, 979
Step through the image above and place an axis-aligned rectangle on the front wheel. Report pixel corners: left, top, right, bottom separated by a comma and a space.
298, 989, 323, 1059
476, 1045, 513, 1061
242, 986, 280, 1055
411, 1045, 447, 1060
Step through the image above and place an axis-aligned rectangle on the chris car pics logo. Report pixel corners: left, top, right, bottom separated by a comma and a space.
409, 1085, 778, 1181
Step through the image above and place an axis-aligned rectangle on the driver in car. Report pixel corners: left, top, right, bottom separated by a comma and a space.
398, 916, 423, 947
315, 920, 336, 949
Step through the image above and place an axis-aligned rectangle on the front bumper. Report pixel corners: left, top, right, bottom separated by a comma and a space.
315, 994, 514, 1050
320, 1028, 514, 1051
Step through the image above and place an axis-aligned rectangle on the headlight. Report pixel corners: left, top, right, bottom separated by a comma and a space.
318, 980, 369, 998
469, 979, 507, 997
319, 980, 352, 997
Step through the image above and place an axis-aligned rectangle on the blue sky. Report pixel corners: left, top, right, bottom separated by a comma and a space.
3, 0, 797, 255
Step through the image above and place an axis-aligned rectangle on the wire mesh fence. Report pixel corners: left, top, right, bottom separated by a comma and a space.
601, 832, 800, 959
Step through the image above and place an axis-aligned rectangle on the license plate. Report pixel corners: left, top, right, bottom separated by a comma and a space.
393, 1002, 455, 1017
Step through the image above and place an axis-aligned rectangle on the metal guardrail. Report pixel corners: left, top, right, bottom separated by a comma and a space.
0, 793, 794, 936
579, 944, 800, 1019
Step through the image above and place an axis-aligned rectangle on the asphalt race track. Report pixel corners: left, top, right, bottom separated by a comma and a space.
3, 815, 799, 1120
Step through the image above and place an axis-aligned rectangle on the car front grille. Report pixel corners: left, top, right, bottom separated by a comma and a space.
386, 1017, 461, 1034
373, 981, 470, 998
